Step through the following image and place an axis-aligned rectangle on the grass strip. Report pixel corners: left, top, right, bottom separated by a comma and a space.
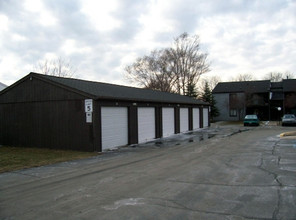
0, 146, 98, 173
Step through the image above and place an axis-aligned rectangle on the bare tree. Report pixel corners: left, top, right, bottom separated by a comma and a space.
199, 75, 221, 92
34, 57, 77, 77
231, 73, 254, 82
125, 33, 210, 95
264, 71, 295, 82
165, 33, 210, 95
125, 50, 174, 92
264, 72, 283, 82
283, 71, 295, 80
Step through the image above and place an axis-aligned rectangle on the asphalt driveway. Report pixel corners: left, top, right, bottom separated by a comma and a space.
0, 125, 296, 219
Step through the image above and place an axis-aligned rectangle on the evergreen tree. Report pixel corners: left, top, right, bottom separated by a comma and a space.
201, 82, 219, 120
185, 83, 198, 98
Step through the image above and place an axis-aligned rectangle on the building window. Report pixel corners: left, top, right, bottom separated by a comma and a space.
229, 93, 237, 106
230, 109, 237, 117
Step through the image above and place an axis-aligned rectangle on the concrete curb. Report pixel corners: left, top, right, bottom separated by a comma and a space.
280, 131, 296, 137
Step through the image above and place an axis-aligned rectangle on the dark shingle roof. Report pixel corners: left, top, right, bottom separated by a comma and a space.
212, 80, 271, 94
270, 82, 283, 89
283, 79, 296, 92
32, 73, 207, 105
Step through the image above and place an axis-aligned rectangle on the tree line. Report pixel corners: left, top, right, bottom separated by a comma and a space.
229, 72, 295, 82
125, 33, 210, 97
33, 33, 294, 121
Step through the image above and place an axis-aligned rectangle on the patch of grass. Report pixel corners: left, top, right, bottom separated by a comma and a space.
0, 146, 99, 173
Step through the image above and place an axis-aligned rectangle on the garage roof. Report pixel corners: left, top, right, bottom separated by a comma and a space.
31, 72, 207, 105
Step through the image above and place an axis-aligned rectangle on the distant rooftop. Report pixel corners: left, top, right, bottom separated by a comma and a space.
283, 79, 296, 92
213, 79, 296, 94
212, 80, 270, 93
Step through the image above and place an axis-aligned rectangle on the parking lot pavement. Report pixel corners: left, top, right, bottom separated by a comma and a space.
0, 125, 296, 219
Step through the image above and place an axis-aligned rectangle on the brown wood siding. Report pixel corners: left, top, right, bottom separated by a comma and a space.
199, 107, 203, 128
0, 77, 87, 103
128, 106, 138, 145
155, 107, 162, 138
0, 100, 94, 151
92, 102, 101, 151
174, 107, 180, 133
189, 107, 193, 131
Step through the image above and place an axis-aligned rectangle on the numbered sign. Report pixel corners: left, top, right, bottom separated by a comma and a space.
85, 99, 93, 113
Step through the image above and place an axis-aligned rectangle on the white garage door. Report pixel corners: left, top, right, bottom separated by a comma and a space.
101, 107, 128, 150
180, 108, 189, 132
138, 107, 155, 143
162, 107, 175, 137
193, 108, 200, 130
203, 108, 209, 128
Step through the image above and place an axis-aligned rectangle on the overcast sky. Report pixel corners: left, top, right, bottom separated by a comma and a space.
0, 0, 295, 86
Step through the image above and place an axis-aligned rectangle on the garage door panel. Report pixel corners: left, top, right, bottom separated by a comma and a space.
101, 107, 128, 150
180, 108, 189, 132
138, 107, 155, 143
162, 107, 174, 137
193, 108, 200, 129
203, 108, 209, 127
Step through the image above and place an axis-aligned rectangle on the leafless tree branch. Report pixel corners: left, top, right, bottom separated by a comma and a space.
125, 33, 210, 95
34, 57, 77, 78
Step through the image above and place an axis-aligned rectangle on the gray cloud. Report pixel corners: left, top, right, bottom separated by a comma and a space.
0, 0, 295, 86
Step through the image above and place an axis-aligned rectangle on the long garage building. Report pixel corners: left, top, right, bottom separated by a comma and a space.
0, 72, 210, 152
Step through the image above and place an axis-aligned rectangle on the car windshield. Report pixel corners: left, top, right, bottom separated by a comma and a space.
245, 115, 257, 119
284, 115, 295, 119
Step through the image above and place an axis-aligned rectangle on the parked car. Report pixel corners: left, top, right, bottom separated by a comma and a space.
244, 115, 260, 126
282, 114, 296, 126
